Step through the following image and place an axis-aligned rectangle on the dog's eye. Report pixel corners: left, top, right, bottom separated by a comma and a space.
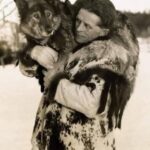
53, 17, 58, 23
33, 12, 40, 20
45, 10, 52, 18
47, 12, 51, 17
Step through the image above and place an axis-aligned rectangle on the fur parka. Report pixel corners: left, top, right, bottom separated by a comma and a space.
31, 12, 139, 150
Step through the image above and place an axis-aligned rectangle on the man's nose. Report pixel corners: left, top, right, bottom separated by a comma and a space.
77, 22, 85, 32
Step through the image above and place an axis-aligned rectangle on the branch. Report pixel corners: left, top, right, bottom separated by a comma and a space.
0, 7, 16, 21
0, 1, 13, 12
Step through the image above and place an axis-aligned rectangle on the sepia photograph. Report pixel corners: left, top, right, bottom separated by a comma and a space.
0, 0, 150, 149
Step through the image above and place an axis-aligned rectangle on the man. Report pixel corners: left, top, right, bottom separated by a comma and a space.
19, 0, 139, 149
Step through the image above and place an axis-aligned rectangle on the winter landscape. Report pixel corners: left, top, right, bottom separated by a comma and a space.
0, 0, 150, 149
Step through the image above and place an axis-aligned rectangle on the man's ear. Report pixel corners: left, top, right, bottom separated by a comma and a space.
14, 0, 28, 19
99, 28, 110, 37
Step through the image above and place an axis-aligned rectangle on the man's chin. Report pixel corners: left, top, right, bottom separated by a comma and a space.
76, 36, 88, 44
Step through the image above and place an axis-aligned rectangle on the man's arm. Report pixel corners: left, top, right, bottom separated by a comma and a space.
54, 77, 105, 118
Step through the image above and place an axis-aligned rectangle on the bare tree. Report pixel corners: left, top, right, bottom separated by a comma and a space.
0, 0, 26, 65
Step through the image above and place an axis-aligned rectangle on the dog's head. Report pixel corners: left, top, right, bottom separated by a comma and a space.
15, 0, 61, 40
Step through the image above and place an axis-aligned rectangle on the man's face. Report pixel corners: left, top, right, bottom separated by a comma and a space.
75, 8, 103, 43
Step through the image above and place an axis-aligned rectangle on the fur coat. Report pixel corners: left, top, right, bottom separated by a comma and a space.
31, 21, 139, 149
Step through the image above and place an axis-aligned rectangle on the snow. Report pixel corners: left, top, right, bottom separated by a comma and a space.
0, 66, 42, 150
0, 39, 150, 150
116, 38, 150, 150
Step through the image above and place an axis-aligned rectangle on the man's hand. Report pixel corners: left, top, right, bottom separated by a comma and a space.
30, 46, 58, 69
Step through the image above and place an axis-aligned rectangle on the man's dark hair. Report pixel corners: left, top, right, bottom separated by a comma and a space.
73, 0, 117, 28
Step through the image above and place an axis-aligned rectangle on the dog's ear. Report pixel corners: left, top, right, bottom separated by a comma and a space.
64, 0, 74, 16
45, 0, 60, 6
45, 0, 61, 14
14, 0, 28, 19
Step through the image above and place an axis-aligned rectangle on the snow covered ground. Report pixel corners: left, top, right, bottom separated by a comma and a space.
0, 66, 42, 150
116, 38, 150, 150
0, 38, 150, 150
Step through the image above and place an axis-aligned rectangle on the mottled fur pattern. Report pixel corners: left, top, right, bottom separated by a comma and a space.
32, 99, 116, 150
65, 11, 139, 128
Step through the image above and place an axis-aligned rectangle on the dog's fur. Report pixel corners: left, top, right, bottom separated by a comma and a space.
14, 0, 76, 91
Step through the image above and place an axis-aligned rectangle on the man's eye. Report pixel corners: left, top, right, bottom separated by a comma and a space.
76, 20, 80, 24
84, 23, 91, 30
76, 20, 81, 27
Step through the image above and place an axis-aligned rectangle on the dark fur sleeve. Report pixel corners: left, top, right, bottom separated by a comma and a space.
46, 72, 69, 99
